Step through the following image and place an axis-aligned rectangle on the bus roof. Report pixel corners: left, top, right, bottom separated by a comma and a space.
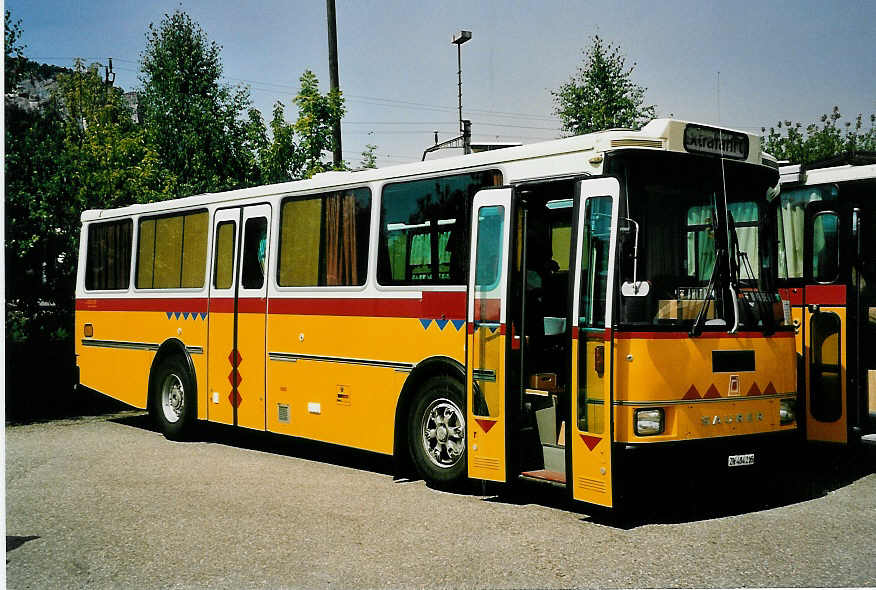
81, 118, 769, 223
779, 156, 876, 187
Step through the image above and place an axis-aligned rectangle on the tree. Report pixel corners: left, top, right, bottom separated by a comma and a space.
762, 107, 876, 164
5, 9, 26, 89
360, 143, 378, 169
5, 59, 170, 342
552, 35, 656, 136
139, 10, 259, 195
293, 69, 345, 178
250, 70, 346, 184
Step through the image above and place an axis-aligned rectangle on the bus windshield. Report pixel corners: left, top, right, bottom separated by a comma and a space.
607, 150, 781, 331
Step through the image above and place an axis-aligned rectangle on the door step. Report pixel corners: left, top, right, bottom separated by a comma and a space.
520, 469, 566, 486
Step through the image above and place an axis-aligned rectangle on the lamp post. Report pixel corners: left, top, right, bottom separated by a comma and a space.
452, 30, 472, 154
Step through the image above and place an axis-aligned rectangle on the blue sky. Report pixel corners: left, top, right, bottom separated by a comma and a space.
7, 0, 875, 167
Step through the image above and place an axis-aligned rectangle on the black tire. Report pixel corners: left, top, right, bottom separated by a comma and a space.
407, 376, 467, 486
151, 355, 196, 441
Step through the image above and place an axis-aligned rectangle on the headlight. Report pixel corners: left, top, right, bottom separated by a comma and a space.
780, 398, 796, 425
634, 408, 664, 436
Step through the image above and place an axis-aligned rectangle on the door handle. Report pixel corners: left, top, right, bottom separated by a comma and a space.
792, 318, 800, 334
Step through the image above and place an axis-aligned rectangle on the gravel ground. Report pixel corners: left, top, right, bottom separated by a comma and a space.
5, 412, 875, 589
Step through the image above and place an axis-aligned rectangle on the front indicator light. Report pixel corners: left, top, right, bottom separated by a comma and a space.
635, 408, 664, 436
780, 398, 796, 425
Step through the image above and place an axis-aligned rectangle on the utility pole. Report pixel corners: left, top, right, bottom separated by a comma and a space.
452, 30, 472, 154
421, 30, 474, 161
326, 0, 343, 168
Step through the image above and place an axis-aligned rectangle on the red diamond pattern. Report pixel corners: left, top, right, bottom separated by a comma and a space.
763, 382, 777, 395
228, 390, 242, 408
227, 348, 243, 409
747, 382, 762, 396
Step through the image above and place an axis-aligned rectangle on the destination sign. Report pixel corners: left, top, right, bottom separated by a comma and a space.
683, 124, 749, 160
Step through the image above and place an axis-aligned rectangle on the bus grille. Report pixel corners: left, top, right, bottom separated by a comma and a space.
576, 476, 607, 493
277, 404, 290, 423
472, 456, 501, 471
610, 139, 663, 149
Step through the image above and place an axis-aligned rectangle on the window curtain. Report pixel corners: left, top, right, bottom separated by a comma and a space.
686, 205, 715, 281
778, 187, 833, 279
729, 202, 760, 279
88, 221, 131, 290
323, 192, 358, 286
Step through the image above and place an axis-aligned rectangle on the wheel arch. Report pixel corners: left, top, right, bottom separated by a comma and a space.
147, 338, 198, 415
393, 355, 466, 466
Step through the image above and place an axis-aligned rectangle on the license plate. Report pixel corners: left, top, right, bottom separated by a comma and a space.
728, 453, 755, 467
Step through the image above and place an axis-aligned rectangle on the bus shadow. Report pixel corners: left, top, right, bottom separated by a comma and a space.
110, 413, 874, 527
601, 447, 874, 528
111, 413, 399, 479
482, 447, 875, 529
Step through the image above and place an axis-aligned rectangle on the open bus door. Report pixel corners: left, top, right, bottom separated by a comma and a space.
802, 201, 850, 443
466, 188, 513, 482
568, 178, 620, 507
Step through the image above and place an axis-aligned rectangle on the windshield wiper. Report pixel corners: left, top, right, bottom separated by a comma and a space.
728, 212, 775, 336
689, 254, 718, 338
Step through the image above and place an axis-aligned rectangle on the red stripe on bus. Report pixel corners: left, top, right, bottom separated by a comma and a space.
76, 291, 466, 319
75, 298, 208, 313
805, 284, 846, 306
779, 287, 803, 306
238, 298, 267, 314
209, 298, 235, 313
267, 291, 466, 319
612, 330, 795, 340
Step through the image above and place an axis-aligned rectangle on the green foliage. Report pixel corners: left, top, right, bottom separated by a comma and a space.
552, 35, 656, 136
360, 143, 378, 169
5, 9, 26, 88
139, 10, 259, 195
762, 107, 876, 164
5, 59, 171, 342
250, 70, 347, 183
6, 9, 348, 344
293, 70, 346, 178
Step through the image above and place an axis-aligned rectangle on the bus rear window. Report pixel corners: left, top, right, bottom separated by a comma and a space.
136, 210, 208, 289
85, 219, 133, 291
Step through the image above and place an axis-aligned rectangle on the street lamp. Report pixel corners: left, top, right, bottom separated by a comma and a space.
452, 30, 472, 154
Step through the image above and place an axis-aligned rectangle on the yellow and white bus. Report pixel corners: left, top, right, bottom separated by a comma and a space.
774, 154, 876, 446
76, 119, 798, 508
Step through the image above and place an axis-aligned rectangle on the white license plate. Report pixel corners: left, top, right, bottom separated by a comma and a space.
728, 453, 755, 467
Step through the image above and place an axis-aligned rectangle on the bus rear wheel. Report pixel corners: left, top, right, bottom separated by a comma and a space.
408, 376, 467, 486
151, 355, 195, 441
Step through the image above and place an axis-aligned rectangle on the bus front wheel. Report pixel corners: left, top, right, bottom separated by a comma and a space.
408, 376, 467, 486
151, 355, 195, 440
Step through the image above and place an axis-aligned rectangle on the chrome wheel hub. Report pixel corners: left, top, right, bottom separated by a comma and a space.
421, 398, 465, 469
161, 373, 185, 424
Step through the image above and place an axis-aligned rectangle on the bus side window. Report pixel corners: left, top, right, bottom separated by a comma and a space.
812, 212, 840, 283
242, 217, 268, 290
85, 219, 133, 291
277, 188, 371, 287
213, 221, 236, 289
136, 210, 208, 289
